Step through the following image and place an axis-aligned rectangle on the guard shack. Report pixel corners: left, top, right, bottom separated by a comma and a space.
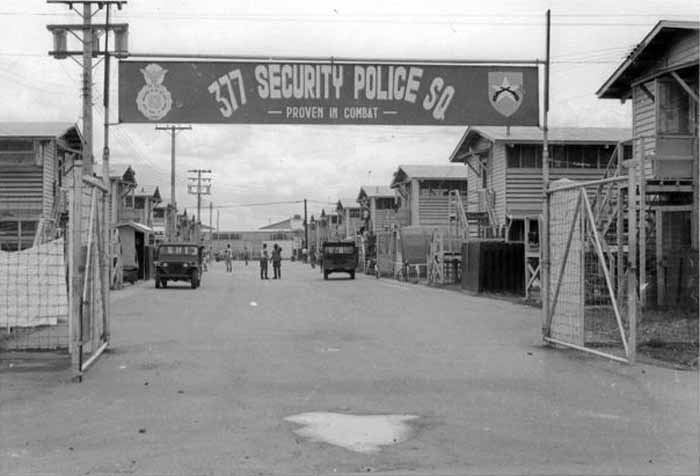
597, 20, 699, 308
449, 126, 631, 296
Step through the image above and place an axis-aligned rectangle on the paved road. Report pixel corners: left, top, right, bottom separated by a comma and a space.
1, 262, 697, 475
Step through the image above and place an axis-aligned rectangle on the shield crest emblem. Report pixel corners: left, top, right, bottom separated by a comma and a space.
488, 72, 524, 117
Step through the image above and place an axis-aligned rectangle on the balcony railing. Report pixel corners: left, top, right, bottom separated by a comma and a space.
119, 208, 146, 223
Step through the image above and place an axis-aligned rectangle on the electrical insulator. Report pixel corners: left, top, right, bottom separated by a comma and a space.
114, 27, 129, 58
52, 29, 68, 59
90, 29, 101, 57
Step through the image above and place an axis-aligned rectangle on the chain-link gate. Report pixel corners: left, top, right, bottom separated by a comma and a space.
73, 181, 109, 373
543, 176, 634, 363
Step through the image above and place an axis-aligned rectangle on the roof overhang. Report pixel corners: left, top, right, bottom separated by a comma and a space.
449, 127, 494, 164
597, 21, 700, 100
116, 221, 154, 234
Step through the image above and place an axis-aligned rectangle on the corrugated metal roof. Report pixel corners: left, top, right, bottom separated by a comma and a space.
468, 126, 632, 143
337, 198, 360, 208
394, 164, 469, 182
449, 126, 632, 163
597, 20, 700, 99
116, 221, 154, 234
0, 122, 78, 138
134, 186, 159, 197
358, 185, 394, 198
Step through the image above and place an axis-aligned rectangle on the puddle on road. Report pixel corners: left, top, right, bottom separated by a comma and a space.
285, 412, 419, 453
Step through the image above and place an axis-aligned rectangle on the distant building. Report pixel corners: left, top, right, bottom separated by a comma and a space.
449, 126, 632, 240
357, 185, 398, 233
336, 198, 363, 239
211, 216, 305, 258
260, 214, 304, 231
389, 164, 469, 227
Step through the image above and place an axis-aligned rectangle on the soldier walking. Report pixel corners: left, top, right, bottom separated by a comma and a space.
272, 243, 282, 279
260, 244, 269, 279
224, 243, 233, 272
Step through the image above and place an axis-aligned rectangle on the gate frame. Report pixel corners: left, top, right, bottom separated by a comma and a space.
543, 174, 637, 364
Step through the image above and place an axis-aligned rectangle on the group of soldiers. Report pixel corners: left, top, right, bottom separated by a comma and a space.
221, 243, 283, 279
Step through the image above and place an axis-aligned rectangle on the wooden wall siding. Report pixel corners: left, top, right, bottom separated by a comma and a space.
506, 168, 604, 215
466, 155, 482, 214
417, 191, 468, 226
633, 82, 657, 177
0, 167, 43, 214
492, 144, 507, 226
41, 141, 56, 217
373, 208, 398, 232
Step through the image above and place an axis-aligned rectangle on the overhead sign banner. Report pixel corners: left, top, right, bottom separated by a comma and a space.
118, 60, 539, 126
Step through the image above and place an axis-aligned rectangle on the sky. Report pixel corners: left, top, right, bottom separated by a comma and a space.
1, 0, 699, 229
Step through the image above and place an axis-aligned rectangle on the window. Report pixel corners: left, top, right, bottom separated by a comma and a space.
349, 208, 361, 218
160, 246, 198, 255
271, 233, 286, 240
323, 245, 355, 254
0, 140, 36, 166
375, 197, 395, 210
134, 197, 145, 210
0, 220, 38, 251
551, 145, 609, 169
0, 140, 33, 152
153, 208, 165, 218
506, 145, 542, 168
658, 79, 691, 135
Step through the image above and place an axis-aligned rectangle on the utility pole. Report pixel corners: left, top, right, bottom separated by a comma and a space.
156, 125, 191, 240
541, 9, 551, 339
304, 198, 308, 251
47, 0, 128, 376
187, 169, 212, 242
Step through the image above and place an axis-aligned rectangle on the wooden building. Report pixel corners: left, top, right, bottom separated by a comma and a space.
0, 122, 83, 251
597, 20, 699, 308
336, 198, 363, 239
448, 126, 631, 240
100, 165, 136, 287
117, 185, 161, 280
390, 165, 468, 227
357, 185, 399, 233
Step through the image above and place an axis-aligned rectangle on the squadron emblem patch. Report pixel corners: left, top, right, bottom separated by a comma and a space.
488, 72, 524, 118
136, 63, 173, 121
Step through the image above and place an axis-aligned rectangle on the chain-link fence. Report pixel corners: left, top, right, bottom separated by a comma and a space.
0, 238, 69, 351
0, 174, 110, 376
376, 230, 399, 278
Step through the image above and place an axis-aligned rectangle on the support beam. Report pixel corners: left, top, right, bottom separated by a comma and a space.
639, 83, 655, 102
670, 71, 699, 103
656, 209, 665, 307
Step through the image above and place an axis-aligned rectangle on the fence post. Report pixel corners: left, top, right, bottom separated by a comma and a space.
627, 143, 638, 364
616, 143, 624, 306
639, 137, 647, 310
69, 156, 83, 378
